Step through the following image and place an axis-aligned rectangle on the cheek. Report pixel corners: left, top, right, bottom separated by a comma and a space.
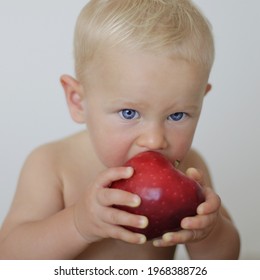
170, 127, 196, 160
87, 122, 132, 167
175, 140, 192, 160
95, 139, 131, 167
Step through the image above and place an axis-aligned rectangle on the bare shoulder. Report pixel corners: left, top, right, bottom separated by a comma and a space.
19, 133, 81, 183
1, 132, 87, 235
24, 131, 89, 171
18, 131, 91, 192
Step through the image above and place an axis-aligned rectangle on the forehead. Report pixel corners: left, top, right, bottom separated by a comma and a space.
86, 47, 209, 99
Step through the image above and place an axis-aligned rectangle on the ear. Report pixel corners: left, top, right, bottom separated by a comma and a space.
204, 83, 212, 96
60, 75, 85, 123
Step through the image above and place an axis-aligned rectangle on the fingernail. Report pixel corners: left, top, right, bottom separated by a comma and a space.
125, 167, 134, 177
197, 204, 204, 215
138, 216, 149, 229
129, 195, 141, 207
138, 235, 146, 244
163, 233, 174, 242
153, 240, 161, 247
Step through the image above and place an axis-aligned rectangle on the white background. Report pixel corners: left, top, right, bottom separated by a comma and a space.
0, 0, 259, 259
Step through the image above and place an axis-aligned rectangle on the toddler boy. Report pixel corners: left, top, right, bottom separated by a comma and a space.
0, 0, 240, 259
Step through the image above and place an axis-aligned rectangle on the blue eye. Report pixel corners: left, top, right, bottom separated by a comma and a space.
168, 112, 187, 122
119, 109, 140, 120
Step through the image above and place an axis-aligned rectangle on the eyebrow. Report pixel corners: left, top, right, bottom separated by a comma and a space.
109, 98, 148, 110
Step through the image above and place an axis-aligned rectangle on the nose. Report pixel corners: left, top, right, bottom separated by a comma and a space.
136, 123, 168, 151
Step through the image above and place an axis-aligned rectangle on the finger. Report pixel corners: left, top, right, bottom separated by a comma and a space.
153, 230, 194, 247
164, 230, 194, 244
186, 167, 204, 186
181, 212, 218, 230
105, 224, 147, 244
101, 207, 148, 229
95, 167, 134, 189
197, 187, 221, 215
97, 188, 141, 208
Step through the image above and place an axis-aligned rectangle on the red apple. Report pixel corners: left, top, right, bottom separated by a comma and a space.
111, 151, 205, 240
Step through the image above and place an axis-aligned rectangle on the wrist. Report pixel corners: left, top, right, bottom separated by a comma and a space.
72, 204, 98, 246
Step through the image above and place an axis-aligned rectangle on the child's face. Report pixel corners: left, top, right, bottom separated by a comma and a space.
81, 48, 210, 167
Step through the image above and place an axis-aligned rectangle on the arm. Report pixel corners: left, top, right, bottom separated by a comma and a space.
0, 145, 146, 259
0, 207, 89, 260
184, 152, 240, 259
153, 150, 240, 259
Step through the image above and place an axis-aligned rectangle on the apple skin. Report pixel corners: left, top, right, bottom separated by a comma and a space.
111, 151, 205, 240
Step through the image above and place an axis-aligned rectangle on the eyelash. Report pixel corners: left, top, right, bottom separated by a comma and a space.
119, 109, 187, 122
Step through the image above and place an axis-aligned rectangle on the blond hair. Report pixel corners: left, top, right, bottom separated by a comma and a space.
74, 0, 214, 82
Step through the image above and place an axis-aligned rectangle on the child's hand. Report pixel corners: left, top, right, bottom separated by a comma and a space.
73, 167, 148, 245
153, 168, 221, 247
